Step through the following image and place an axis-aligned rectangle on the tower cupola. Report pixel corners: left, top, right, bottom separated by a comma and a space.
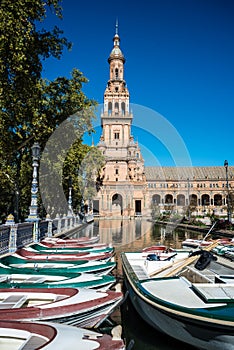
108, 22, 125, 64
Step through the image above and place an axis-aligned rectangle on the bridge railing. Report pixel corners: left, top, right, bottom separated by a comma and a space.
0, 214, 83, 256
0, 225, 11, 255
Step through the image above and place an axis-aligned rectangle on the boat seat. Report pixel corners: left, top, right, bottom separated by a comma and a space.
0, 295, 27, 309
55, 295, 66, 301
215, 275, 234, 284
20, 335, 47, 350
183, 266, 214, 283
23, 276, 46, 283
192, 283, 234, 302
0, 276, 9, 283
132, 265, 149, 280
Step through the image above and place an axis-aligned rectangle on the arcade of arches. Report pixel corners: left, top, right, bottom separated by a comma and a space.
147, 166, 234, 217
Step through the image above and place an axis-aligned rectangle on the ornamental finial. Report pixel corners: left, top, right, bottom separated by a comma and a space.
115, 18, 118, 35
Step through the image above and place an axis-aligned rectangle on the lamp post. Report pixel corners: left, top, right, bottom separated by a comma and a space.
27, 142, 41, 241
224, 160, 231, 223
187, 178, 190, 221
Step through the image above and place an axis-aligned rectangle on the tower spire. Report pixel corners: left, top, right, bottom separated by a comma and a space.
115, 19, 118, 35
108, 19, 125, 63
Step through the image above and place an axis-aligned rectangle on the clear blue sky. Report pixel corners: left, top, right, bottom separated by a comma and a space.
42, 0, 234, 167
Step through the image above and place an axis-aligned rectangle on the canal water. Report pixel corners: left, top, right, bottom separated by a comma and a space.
71, 219, 201, 349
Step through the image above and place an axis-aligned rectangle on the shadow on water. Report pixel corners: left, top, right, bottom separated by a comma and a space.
73, 219, 204, 349
121, 295, 196, 350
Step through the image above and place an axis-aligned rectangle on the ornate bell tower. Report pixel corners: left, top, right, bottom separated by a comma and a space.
94, 23, 148, 217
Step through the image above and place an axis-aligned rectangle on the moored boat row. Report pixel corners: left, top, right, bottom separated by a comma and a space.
0, 233, 126, 349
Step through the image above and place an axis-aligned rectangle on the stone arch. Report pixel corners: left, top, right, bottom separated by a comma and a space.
201, 194, 210, 206
165, 194, 173, 204
177, 194, 185, 206
108, 102, 112, 115
112, 193, 123, 215
115, 68, 119, 79
190, 194, 198, 206
121, 102, 125, 115
152, 194, 161, 205
214, 194, 222, 206
114, 102, 119, 115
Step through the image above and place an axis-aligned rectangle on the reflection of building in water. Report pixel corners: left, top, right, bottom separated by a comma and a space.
97, 219, 152, 246
93, 24, 234, 219
70, 223, 96, 239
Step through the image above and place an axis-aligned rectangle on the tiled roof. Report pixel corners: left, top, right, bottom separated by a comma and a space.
145, 166, 234, 181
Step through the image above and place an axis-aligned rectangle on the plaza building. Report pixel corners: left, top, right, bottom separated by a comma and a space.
93, 26, 234, 219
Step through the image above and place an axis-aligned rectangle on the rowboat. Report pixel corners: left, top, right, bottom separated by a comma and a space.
15, 247, 113, 261
0, 255, 116, 275
0, 269, 116, 290
142, 245, 177, 260
181, 238, 212, 249
142, 245, 169, 252
39, 241, 109, 250
30, 242, 114, 254
212, 243, 234, 256
42, 235, 100, 245
0, 287, 123, 328
182, 238, 232, 249
121, 244, 234, 350
0, 320, 126, 349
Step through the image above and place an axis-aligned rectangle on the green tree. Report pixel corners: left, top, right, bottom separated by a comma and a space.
0, 0, 96, 222
77, 147, 105, 211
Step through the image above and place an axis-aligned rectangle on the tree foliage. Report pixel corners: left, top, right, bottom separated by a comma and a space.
77, 147, 105, 204
0, 0, 98, 222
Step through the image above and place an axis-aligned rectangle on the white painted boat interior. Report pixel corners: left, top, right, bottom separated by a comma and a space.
0, 292, 63, 309
45, 288, 109, 308
0, 328, 48, 350
141, 277, 226, 309
0, 272, 107, 285
124, 251, 189, 278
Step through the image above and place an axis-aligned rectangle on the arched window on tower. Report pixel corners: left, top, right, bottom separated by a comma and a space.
115, 102, 119, 115
121, 102, 125, 115
115, 68, 119, 79
108, 102, 112, 116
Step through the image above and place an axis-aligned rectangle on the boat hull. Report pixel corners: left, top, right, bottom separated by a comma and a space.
15, 248, 113, 261
0, 320, 125, 349
30, 243, 114, 254
0, 255, 116, 275
0, 271, 115, 290
0, 287, 123, 329
42, 235, 100, 245
1, 263, 116, 276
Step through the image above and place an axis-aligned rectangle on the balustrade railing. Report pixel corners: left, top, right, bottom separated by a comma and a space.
0, 214, 83, 256
0, 225, 11, 255
16, 222, 34, 249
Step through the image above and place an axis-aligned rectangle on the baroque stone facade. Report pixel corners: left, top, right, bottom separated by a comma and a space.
93, 26, 234, 219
